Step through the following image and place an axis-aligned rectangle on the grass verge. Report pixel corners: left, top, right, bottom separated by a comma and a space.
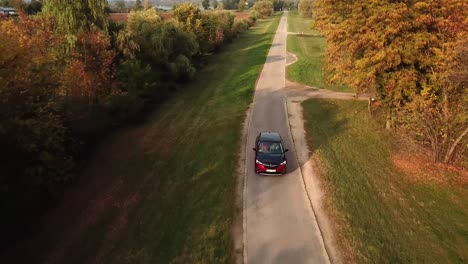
287, 12, 350, 92
29, 14, 281, 264
302, 99, 468, 263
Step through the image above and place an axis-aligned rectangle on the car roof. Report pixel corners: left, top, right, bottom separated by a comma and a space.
259, 131, 281, 142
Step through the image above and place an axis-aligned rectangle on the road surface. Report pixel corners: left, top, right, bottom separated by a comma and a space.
244, 13, 330, 264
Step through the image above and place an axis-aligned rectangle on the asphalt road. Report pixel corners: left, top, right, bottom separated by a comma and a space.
244, 13, 330, 264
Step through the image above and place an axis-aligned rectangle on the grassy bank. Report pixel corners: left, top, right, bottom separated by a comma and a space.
25, 14, 281, 264
302, 99, 468, 263
287, 12, 350, 92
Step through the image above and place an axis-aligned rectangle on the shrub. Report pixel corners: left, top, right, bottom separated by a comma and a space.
211, 10, 236, 41
117, 59, 158, 96
232, 18, 249, 34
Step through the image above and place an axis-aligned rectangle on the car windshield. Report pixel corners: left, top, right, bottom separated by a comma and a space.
257, 141, 283, 154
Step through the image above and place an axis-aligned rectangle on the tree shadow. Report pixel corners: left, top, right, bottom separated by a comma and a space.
301, 99, 348, 160
265, 55, 285, 64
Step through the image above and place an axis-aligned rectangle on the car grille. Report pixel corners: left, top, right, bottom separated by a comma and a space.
264, 164, 278, 169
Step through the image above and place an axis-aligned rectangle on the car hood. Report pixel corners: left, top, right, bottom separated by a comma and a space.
257, 153, 285, 165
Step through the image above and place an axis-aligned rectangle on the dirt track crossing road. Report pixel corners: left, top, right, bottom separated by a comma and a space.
243, 13, 331, 264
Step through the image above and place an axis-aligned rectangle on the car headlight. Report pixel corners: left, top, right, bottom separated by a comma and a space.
255, 160, 263, 165
280, 160, 287, 165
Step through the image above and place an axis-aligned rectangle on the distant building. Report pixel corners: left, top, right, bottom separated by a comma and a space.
0, 7, 18, 16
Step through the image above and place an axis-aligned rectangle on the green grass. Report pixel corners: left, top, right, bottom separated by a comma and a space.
302, 99, 468, 263
287, 12, 350, 92
39, 14, 282, 264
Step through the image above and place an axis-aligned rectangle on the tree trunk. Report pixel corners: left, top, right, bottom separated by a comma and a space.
444, 126, 468, 164
385, 111, 392, 129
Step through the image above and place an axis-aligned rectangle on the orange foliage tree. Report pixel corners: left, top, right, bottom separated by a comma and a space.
313, 0, 467, 163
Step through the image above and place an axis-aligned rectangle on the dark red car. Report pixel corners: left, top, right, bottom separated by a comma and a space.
253, 132, 288, 174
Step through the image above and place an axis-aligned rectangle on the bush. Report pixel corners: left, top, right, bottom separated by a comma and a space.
211, 10, 236, 41
232, 18, 249, 34
117, 59, 158, 97
167, 55, 196, 81
249, 9, 259, 21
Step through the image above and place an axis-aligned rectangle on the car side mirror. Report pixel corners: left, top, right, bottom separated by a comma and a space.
284, 149, 289, 152
253, 148, 256, 151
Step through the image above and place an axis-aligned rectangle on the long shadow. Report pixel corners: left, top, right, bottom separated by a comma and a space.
301, 99, 348, 156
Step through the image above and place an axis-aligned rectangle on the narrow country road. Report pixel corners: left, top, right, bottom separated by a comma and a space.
244, 13, 330, 263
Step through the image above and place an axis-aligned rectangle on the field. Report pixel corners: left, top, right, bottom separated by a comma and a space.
302, 99, 468, 263
6, 14, 281, 264
287, 12, 350, 92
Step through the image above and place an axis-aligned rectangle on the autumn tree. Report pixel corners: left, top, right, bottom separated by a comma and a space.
0, 15, 72, 241
314, 0, 468, 163
172, 3, 203, 34
252, 0, 273, 18
298, 0, 313, 17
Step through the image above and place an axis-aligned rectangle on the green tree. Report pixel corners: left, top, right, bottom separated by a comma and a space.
238, 0, 246, 11
122, 9, 198, 81
115, 0, 126, 12
25, 0, 42, 14
41, 0, 108, 35
222, 0, 238, 9
211, 0, 218, 9
202, 0, 210, 10
135, 0, 142, 11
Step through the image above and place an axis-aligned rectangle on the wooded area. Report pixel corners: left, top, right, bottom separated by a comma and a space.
0, 0, 257, 248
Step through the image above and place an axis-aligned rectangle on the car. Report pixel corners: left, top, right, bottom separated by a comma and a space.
253, 132, 288, 174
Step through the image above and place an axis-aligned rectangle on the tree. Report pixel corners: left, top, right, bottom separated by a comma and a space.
115, 0, 126, 12
202, 0, 210, 10
144, 0, 152, 10
135, 0, 142, 11
314, 0, 468, 163
122, 9, 198, 81
172, 3, 203, 34
298, 0, 312, 17
25, 0, 42, 14
238, 0, 246, 11
252, 0, 273, 18
211, 0, 218, 9
222, 0, 238, 9
41, 0, 108, 35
